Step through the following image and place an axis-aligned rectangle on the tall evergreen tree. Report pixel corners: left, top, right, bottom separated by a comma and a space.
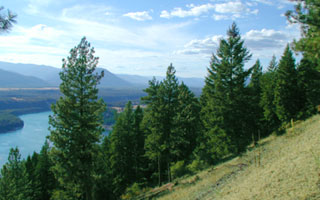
143, 64, 199, 184
296, 58, 320, 117
48, 37, 106, 200
0, 147, 28, 200
274, 45, 299, 122
260, 56, 280, 133
143, 64, 180, 184
286, 0, 320, 70
248, 59, 264, 140
200, 22, 252, 156
35, 141, 57, 200
109, 101, 144, 197
172, 83, 200, 161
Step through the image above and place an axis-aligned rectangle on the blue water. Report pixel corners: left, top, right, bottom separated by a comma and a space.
0, 111, 110, 168
0, 111, 52, 167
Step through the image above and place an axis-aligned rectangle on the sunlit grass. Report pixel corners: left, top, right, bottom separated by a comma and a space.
156, 115, 320, 200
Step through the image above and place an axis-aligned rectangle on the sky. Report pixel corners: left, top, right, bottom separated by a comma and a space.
0, 0, 301, 78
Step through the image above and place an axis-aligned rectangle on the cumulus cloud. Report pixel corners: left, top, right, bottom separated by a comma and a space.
160, 3, 215, 18
176, 28, 297, 58
243, 29, 289, 50
161, 1, 258, 20
123, 11, 152, 21
175, 35, 222, 55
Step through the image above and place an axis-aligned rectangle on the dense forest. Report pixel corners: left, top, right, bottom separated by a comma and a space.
1, 0, 320, 199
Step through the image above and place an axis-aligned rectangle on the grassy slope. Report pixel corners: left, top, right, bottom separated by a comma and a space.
157, 115, 320, 200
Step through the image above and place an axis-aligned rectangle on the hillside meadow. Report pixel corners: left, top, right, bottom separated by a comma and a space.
155, 115, 320, 200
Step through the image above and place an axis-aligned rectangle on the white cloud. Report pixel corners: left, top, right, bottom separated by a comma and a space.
214, 1, 258, 16
123, 11, 152, 21
25, 0, 54, 15
215, 1, 247, 13
0, 4, 194, 75
251, 0, 273, 5
160, 10, 171, 18
244, 29, 289, 51
251, 0, 295, 9
160, 3, 215, 18
161, 1, 258, 20
213, 14, 229, 21
176, 28, 298, 59
175, 35, 222, 55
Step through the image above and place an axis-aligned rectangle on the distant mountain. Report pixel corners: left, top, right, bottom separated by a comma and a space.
0, 69, 52, 88
117, 74, 205, 88
0, 61, 61, 85
96, 68, 132, 88
0, 61, 132, 88
0, 61, 204, 89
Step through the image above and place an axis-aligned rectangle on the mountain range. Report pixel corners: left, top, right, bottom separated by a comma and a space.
0, 61, 204, 89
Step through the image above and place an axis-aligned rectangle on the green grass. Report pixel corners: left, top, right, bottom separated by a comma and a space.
156, 115, 320, 200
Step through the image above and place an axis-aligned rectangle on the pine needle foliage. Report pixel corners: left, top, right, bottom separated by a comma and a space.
48, 37, 106, 200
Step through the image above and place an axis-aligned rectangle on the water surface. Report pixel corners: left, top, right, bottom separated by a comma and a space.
0, 111, 52, 167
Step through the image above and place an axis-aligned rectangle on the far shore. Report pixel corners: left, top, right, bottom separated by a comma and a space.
0, 88, 59, 91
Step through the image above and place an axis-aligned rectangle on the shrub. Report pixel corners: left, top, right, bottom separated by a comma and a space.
171, 161, 187, 180
187, 159, 207, 174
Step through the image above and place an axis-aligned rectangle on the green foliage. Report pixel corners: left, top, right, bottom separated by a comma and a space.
48, 37, 106, 200
109, 101, 146, 197
260, 56, 281, 132
187, 158, 207, 174
35, 141, 57, 200
0, 6, 17, 33
143, 64, 200, 185
0, 147, 28, 200
274, 45, 300, 122
286, 0, 320, 69
103, 107, 117, 125
121, 183, 144, 200
296, 58, 320, 118
248, 59, 265, 139
200, 22, 253, 157
170, 161, 187, 180
0, 112, 23, 133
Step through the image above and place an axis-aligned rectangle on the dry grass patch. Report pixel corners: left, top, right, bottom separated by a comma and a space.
156, 115, 320, 200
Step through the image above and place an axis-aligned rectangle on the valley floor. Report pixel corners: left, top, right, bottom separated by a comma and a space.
156, 115, 320, 200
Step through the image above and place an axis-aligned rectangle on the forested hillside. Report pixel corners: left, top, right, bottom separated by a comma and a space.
0, 0, 320, 200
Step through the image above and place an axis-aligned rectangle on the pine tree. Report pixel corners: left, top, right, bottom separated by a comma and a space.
286, 0, 320, 69
35, 141, 57, 200
48, 37, 106, 200
297, 58, 320, 117
260, 56, 280, 133
173, 83, 200, 161
0, 6, 17, 33
143, 64, 180, 184
274, 45, 299, 122
200, 22, 252, 156
248, 59, 264, 140
0, 147, 28, 200
131, 105, 146, 182
24, 153, 41, 200
109, 101, 137, 197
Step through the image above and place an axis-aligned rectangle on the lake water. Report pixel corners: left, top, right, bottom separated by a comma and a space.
0, 111, 52, 167
0, 111, 111, 168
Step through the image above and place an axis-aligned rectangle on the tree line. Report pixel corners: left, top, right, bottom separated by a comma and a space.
0, 1, 320, 199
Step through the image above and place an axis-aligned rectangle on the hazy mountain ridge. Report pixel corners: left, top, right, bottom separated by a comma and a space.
0, 68, 52, 88
0, 61, 204, 89
117, 74, 205, 88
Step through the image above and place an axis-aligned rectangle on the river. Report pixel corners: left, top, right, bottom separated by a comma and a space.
0, 111, 110, 168
0, 111, 52, 167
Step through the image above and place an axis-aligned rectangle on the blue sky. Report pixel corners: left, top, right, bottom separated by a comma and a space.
1, 0, 300, 77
